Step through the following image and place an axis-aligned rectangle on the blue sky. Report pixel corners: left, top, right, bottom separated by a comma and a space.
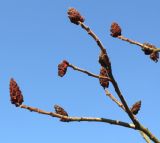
0, 0, 160, 143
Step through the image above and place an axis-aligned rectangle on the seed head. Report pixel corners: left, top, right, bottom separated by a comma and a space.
110, 22, 122, 37
58, 60, 69, 77
10, 78, 24, 106
99, 67, 109, 89
67, 8, 85, 25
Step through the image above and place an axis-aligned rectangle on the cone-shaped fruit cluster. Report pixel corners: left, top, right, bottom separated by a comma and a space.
67, 8, 85, 25
10, 78, 24, 106
58, 60, 69, 77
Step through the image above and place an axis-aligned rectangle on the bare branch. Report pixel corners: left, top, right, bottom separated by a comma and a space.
140, 131, 151, 143
19, 104, 135, 129
77, 20, 138, 126
76, 20, 160, 143
105, 90, 125, 111
78, 21, 106, 52
117, 35, 160, 52
68, 63, 111, 81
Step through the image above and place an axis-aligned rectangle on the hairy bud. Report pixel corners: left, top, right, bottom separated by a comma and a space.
142, 43, 159, 62
10, 78, 24, 106
142, 43, 156, 55
54, 104, 69, 122
99, 67, 109, 89
58, 60, 69, 77
130, 101, 141, 115
99, 51, 111, 68
110, 22, 122, 37
150, 52, 159, 63
67, 8, 85, 25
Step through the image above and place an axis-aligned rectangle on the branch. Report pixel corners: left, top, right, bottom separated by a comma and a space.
117, 35, 160, 52
68, 64, 126, 112
68, 63, 111, 81
109, 71, 139, 126
77, 21, 160, 143
78, 21, 138, 126
140, 131, 151, 143
140, 125, 160, 143
19, 104, 135, 129
78, 21, 106, 52
105, 89, 125, 111
105, 90, 152, 143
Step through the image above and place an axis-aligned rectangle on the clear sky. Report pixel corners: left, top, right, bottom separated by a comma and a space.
0, 0, 160, 143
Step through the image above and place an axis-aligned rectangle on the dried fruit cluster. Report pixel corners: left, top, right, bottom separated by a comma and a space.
67, 8, 85, 25
110, 22, 122, 37
10, 78, 24, 106
99, 67, 109, 89
58, 60, 69, 77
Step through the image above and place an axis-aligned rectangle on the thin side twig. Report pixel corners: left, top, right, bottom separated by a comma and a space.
117, 35, 160, 52
105, 89, 125, 111
78, 21, 106, 52
105, 90, 151, 143
140, 131, 151, 143
68, 63, 111, 81
68, 63, 126, 112
19, 104, 135, 129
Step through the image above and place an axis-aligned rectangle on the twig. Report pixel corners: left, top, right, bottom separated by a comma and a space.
68, 63, 111, 81
105, 90, 125, 111
105, 90, 152, 143
68, 63, 125, 112
20, 104, 159, 142
140, 131, 151, 143
19, 104, 135, 129
117, 35, 160, 52
69, 64, 126, 112
109, 71, 139, 126
139, 125, 160, 143
78, 21, 106, 52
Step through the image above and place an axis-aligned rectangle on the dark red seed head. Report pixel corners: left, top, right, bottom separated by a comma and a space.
67, 8, 85, 25
99, 67, 109, 89
10, 78, 24, 106
58, 60, 69, 77
110, 22, 122, 37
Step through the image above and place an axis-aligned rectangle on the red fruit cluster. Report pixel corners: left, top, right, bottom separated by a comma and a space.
142, 43, 159, 62
110, 22, 122, 37
99, 67, 109, 89
54, 104, 69, 122
130, 101, 141, 115
58, 60, 69, 77
10, 78, 24, 106
67, 8, 85, 25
